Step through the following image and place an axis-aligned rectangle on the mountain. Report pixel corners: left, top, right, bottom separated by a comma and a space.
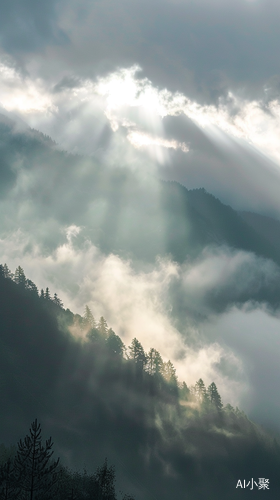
1, 267, 280, 499
160, 182, 280, 266
1, 113, 280, 269
240, 210, 280, 256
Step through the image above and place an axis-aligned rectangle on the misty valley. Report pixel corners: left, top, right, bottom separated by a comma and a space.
1, 116, 280, 500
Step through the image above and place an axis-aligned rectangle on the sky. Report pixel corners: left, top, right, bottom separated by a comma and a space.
1, 0, 280, 436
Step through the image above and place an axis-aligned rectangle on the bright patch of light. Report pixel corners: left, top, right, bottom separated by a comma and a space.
2, 55, 280, 167
95, 65, 168, 117
127, 130, 189, 152
0, 61, 56, 114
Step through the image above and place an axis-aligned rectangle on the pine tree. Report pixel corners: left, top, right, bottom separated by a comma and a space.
2, 264, 13, 280
179, 381, 190, 401
0, 457, 20, 500
194, 378, 207, 404
98, 316, 109, 337
106, 328, 125, 357
13, 419, 60, 500
207, 382, 223, 411
0, 265, 4, 279
128, 338, 147, 370
146, 348, 163, 376
13, 266, 26, 288
26, 279, 39, 296
44, 287, 51, 301
93, 458, 116, 500
52, 293, 64, 308
82, 306, 96, 330
162, 360, 177, 385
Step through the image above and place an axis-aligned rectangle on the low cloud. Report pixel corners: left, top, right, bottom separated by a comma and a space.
0, 227, 247, 404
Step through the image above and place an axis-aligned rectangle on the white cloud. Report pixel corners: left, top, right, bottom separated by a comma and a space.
0, 60, 56, 114
127, 130, 189, 152
0, 228, 245, 404
1, 55, 280, 181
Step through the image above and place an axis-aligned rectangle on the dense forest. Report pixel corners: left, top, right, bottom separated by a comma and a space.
1, 263, 280, 499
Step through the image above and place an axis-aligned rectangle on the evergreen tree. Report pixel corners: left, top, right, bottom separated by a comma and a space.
98, 316, 109, 337
39, 289, 45, 300
93, 458, 116, 500
194, 378, 207, 404
52, 293, 64, 309
207, 382, 223, 411
128, 338, 147, 370
13, 419, 60, 500
44, 287, 51, 301
162, 360, 177, 385
146, 348, 163, 376
13, 266, 26, 288
26, 279, 39, 296
179, 381, 190, 401
0, 457, 19, 500
2, 264, 13, 280
82, 305, 96, 330
0, 264, 4, 279
106, 328, 125, 357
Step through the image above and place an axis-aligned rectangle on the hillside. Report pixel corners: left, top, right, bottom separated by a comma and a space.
1, 265, 280, 499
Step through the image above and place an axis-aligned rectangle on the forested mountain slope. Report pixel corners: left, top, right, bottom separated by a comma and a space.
1, 265, 280, 499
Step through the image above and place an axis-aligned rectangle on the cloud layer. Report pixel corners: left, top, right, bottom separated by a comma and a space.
1, 0, 280, 450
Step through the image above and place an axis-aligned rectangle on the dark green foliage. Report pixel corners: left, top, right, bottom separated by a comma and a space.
2, 264, 13, 280
26, 279, 39, 296
82, 305, 96, 330
207, 382, 223, 411
146, 348, 163, 376
52, 293, 63, 308
13, 266, 26, 288
94, 458, 116, 500
128, 338, 147, 369
0, 426, 133, 500
0, 457, 19, 500
98, 316, 109, 337
106, 328, 125, 357
179, 382, 190, 401
194, 378, 207, 403
1, 267, 280, 499
12, 418, 60, 500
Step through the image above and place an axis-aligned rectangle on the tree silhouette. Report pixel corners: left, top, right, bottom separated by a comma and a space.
0, 457, 20, 500
106, 328, 125, 357
14, 266, 26, 288
162, 360, 177, 384
13, 419, 60, 500
98, 316, 109, 337
2, 263, 13, 280
26, 279, 39, 296
207, 382, 223, 411
179, 381, 190, 401
194, 379, 208, 404
146, 348, 163, 376
52, 293, 64, 308
94, 458, 116, 500
82, 305, 96, 330
128, 338, 147, 370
